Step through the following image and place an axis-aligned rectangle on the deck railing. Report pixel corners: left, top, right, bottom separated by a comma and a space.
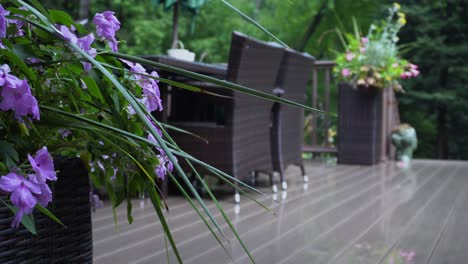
302, 60, 401, 161
303, 60, 337, 154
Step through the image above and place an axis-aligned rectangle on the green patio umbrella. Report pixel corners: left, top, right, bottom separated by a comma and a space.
151, 0, 208, 48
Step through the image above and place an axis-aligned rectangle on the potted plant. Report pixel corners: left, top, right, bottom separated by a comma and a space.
334, 3, 419, 165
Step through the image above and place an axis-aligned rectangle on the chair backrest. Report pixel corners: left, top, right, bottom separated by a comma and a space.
275, 50, 315, 167
225, 31, 285, 179
276, 50, 315, 102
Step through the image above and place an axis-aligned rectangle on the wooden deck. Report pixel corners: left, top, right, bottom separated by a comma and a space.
92, 160, 468, 264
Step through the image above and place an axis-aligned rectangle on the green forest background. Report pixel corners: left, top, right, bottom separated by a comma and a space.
43, 0, 468, 160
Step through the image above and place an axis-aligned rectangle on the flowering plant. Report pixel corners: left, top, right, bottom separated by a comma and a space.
0, 1, 180, 234
0, 1, 321, 262
334, 3, 419, 91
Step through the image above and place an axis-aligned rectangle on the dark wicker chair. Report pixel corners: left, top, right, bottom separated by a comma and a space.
271, 50, 315, 190
0, 157, 92, 264
169, 32, 285, 202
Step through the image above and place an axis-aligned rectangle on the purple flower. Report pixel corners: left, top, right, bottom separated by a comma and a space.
77, 33, 97, 71
0, 63, 9, 86
8, 18, 25, 37
121, 60, 163, 113
59, 25, 78, 44
90, 193, 104, 210
96, 160, 105, 171
140, 71, 163, 112
29, 175, 52, 207
93, 11, 120, 52
27, 147, 57, 183
59, 26, 97, 71
0, 172, 41, 227
7, 6, 27, 37
0, 39, 5, 49
0, 77, 40, 120
0, 4, 10, 39
155, 164, 166, 180
110, 167, 118, 181
58, 128, 72, 138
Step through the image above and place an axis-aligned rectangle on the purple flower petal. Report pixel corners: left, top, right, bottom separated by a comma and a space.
155, 164, 166, 180
0, 4, 10, 39
0, 78, 40, 120
28, 147, 56, 183
93, 11, 120, 52
59, 25, 78, 44
0, 172, 24, 193
11, 207, 32, 228
0, 63, 10, 86
10, 184, 37, 211
35, 182, 52, 207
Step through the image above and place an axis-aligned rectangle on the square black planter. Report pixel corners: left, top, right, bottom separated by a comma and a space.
338, 83, 383, 165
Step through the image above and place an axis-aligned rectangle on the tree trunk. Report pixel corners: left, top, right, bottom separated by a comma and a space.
296, 0, 327, 51
78, 0, 90, 20
436, 105, 448, 159
171, 3, 179, 49
436, 67, 449, 159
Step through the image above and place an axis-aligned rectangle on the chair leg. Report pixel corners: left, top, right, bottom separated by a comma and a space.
280, 169, 287, 190
299, 163, 308, 183
234, 190, 240, 204
250, 171, 257, 186
271, 172, 279, 193
234, 179, 240, 204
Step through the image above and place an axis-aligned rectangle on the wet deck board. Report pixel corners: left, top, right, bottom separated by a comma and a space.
92, 160, 468, 264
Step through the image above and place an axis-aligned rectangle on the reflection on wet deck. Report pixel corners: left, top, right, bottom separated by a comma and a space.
92, 160, 468, 264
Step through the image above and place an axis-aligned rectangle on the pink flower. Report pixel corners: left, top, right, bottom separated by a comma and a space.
361, 37, 369, 44
410, 69, 420, 77
341, 68, 351, 77
360, 47, 366, 53
345, 52, 355, 61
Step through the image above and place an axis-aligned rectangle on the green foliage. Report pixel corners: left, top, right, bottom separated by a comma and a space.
333, 4, 415, 90
398, 0, 468, 159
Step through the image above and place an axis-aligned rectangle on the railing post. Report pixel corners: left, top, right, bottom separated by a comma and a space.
324, 67, 331, 147
311, 68, 318, 146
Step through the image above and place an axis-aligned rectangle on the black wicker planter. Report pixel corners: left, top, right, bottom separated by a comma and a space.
338, 83, 383, 165
0, 157, 92, 264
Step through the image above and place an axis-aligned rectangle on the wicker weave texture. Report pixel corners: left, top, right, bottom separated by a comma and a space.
272, 51, 315, 174
169, 32, 284, 182
0, 157, 92, 264
338, 83, 383, 165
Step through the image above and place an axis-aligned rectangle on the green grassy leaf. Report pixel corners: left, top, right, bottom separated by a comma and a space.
0, 49, 36, 81
147, 186, 183, 264
0, 140, 19, 169
49, 9, 74, 26
36, 204, 67, 228
0, 198, 37, 235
